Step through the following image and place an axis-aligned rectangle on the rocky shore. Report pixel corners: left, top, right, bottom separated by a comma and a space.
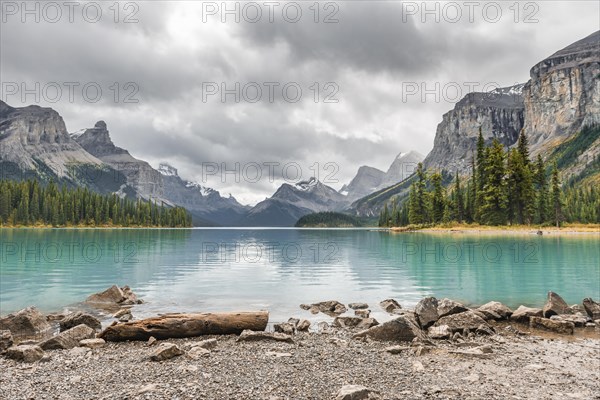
1, 288, 599, 399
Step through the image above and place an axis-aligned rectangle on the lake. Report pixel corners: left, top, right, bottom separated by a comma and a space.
1, 228, 598, 323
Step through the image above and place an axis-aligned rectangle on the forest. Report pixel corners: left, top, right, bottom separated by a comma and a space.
0, 179, 192, 228
379, 127, 600, 227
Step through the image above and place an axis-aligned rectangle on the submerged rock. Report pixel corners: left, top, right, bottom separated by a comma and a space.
415, 297, 439, 328
86, 285, 142, 309
542, 291, 573, 318
0, 306, 51, 336
59, 312, 102, 332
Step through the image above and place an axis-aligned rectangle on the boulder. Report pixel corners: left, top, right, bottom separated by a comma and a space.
550, 314, 589, 327
149, 343, 184, 361
353, 315, 422, 342
311, 301, 347, 316
583, 298, 600, 320
0, 330, 13, 353
40, 324, 96, 350
274, 322, 295, 335
379, 299, 401, 313
0, 306, 51, 336
336, 385, 380, 400
355, 310, 370, 318
477, 301, 513, 320
5, 345, 45, 363
86, 285, 126, 304
333, 317, 378, 330
195, 338, 218, 349
297, 319, 311, 332
434, 311, 489, 333
59, 312, 102, 332
510, 306, 543, 323
79, 338, 106, 349
348, 303, 369, 310
187, 346, 210, 359
542, 291, 573, 318
415, 297, 439, 328
428, 325, 451, 339
236, 330, 294, 344
530, 316, 574, 335
437, 299, 468, 318
121, 286, 142, 305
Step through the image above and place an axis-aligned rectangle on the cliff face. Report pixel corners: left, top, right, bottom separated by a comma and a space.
75, 121, 164, 200
423, 86, 525, 175
523, 30, 600, 153
0, 101, 103, 177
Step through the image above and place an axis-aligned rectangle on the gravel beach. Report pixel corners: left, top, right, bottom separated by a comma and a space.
1, 324, 599, 400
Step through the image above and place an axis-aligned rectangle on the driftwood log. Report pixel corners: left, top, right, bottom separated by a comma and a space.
99, 311, 269, 342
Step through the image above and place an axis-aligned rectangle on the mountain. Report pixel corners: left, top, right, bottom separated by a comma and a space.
74, 121, 248, 226
341, 151, 424, 201
350, 31, 599, 216
422, 84, 526, 175
157, 163, 249, 226
238, 177, 349, 226
74, 121, 164, 200
523, 30, 600, 152
0, 101, 128, 195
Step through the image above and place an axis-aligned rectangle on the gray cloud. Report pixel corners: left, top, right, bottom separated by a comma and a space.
1, 0, 598, 204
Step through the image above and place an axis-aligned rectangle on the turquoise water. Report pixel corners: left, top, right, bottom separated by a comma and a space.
1, 228, 598, 322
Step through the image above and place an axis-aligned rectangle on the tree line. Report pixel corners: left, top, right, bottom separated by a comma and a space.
379, 129, 600, 227
0, 180, 192, 227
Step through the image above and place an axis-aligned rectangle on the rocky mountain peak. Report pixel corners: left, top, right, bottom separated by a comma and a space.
158, 163, 178, 177
75, 121, 129, 157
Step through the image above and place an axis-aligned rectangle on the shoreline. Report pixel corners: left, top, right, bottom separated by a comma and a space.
1, 290, 599, 399
390, 224, 600, 236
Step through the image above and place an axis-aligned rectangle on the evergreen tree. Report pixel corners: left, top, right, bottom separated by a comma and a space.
430, 172, 445, 224
534, 155, 549, 224
479, 139, 508, 225
453, 172, 464, 223
550, 163, 563, 227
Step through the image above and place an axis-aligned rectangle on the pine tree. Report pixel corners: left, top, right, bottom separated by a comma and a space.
479, 139, 508, 225
474, 128, 486, 221
430, 172, 445, 224
534, 155, 548, 224
550, 162, 563, 227
453, 172, 464, 223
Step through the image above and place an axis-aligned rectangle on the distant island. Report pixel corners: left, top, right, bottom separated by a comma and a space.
295, 212, 367, 228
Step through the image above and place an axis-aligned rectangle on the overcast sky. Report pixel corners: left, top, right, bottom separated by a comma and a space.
1, 1, 598, 204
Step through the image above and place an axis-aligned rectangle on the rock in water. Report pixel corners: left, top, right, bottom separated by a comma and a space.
437, 299, 468, 318
149, 343, 184, 361
355, 310, 371, 318
5, 345, 45, 363
311, 301, 347, 316
0, 306, 51, 336
59, 312, 102, 332
353, 315, 422, 342
415, 297, 439, 328
379, 299, 401, 313
0, 330, 13, 353
542, 291, 573, 318
510, 306, 543, 323
477, 301, 513, 320
530, 317, 574, 335
40, 324, 96, 350
336, 385, 379, 400
236, 330, 294, 344
86, 285, 126, 304
582, 298, 600, 320
348, 303, 369, 310
434, 311, 489, 333
296, 319, 311, 331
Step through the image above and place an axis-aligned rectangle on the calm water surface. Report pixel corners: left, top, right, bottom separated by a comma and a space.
1, 228, 598, 323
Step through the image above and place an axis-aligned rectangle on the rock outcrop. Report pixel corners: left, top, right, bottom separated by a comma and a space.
0, 306, 51, 336
542, 291, 573, 318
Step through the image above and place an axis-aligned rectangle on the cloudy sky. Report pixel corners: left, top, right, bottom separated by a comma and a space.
1, 1, 598, 204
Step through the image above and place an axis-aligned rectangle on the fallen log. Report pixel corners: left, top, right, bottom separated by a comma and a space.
99, 311, 269, 342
